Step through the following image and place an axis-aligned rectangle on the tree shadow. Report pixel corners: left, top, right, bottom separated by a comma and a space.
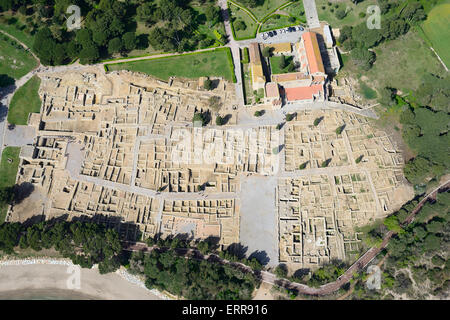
249, 250, 270, 265
13, 182, 35, 204
226, 242, 248, 260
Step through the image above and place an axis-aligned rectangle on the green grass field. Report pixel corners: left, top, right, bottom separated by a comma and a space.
260, 14, 295, 32
270, 55, 294, 74
421, 0, 450, 67
359, 80, 377, 100
7, 76, 42, 125
235, 0, 288, 21
0, 13, 35, 49
316, 0, 378, 28
339, 31, 444, 97
0, 35, 38, 81
106, 49, 234, 81
283, 1, 306, 23
230, 4, 259, 40
0, 147, 20, 223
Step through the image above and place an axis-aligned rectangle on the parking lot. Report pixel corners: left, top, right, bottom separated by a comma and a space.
256, 25, 306, 45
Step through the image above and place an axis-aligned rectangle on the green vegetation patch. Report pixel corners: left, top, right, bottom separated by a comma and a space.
359, 80, 377, 100
260, 14, 295, 32
0, 147, 20, 223
269, 55, 294, 74
363, 32, 443, 94
106, 49, 234, 82
236, 0, 288, 21
0, 14, 35, 49
316, 0, 378, 28
229, 3, 259, 40
421, 1, 450, 67
0, 35, 38, 82
7, 76, 42, 125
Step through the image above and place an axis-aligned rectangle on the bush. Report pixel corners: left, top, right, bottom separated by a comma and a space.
335, 9, 347, 20
286, 113, 295, 121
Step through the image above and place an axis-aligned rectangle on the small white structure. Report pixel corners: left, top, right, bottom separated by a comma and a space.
323, 24, 334, 48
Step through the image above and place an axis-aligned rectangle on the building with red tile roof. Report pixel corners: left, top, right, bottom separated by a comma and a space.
285, 84, 324, 102
301, 32, 325, 76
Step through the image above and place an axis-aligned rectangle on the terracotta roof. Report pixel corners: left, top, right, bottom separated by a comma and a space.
265, 82, 280, 98
249, 43, 261, 64
285, 84, 324, 101
302, 32, 325, 74
271, 72, 309, 83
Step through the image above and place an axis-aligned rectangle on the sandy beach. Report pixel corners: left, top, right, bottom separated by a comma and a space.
0, 262, 164, 300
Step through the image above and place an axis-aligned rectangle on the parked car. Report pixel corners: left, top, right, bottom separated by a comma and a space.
288, 27, 295, 32
268, 31, 274, 37
273, 30, 277, 35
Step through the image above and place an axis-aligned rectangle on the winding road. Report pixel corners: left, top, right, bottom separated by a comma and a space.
124, 179, 449, 297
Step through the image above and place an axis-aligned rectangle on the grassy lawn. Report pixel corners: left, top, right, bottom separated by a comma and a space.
421, 0, 450, 67
7, 76, 42, 125
0, 147, 20, 223
283, 1, 306, 23
341, 32, 444, 96
316, 0, 378, 28
106, 49, 234, 82
359, 80, 377, 100
260, 14, 296, 32
0, 34, 38, 81
235, 0, 289, 21
229, 3, 259, 40
0, 13, 35, 49
270, 55, 294, 74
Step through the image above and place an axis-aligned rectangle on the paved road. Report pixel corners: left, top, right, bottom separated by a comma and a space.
303, 0, 320, 29
218, 0, 245, 107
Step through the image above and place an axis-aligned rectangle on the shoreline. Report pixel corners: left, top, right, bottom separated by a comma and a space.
0, 257, 171, 300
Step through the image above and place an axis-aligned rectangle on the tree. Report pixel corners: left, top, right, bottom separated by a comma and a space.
384, 215, 403, 234
205, 5, 221, 26
215, 115, 225, 126
79, 42, 100, 64
352, 23, 383, 48
123, 32, 137, 51
423, 234, 441, 251
335, 125, 345, 135
350, 46, 376, 70
137, 2, 155, 23
378, 87, 395, 107
401, 2, 426, 23
313, 117, 322, 126
208, 96, 222, 112
279, 54, 287, 69
203, 79, 213, 90
108, 37, 122, 54
235, 20, 247, 31
262, 46, 273, 58
335, 8, 347, 20
274, 264, 288, 278
193, 112, 208, 126
286, 113, 295, 121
